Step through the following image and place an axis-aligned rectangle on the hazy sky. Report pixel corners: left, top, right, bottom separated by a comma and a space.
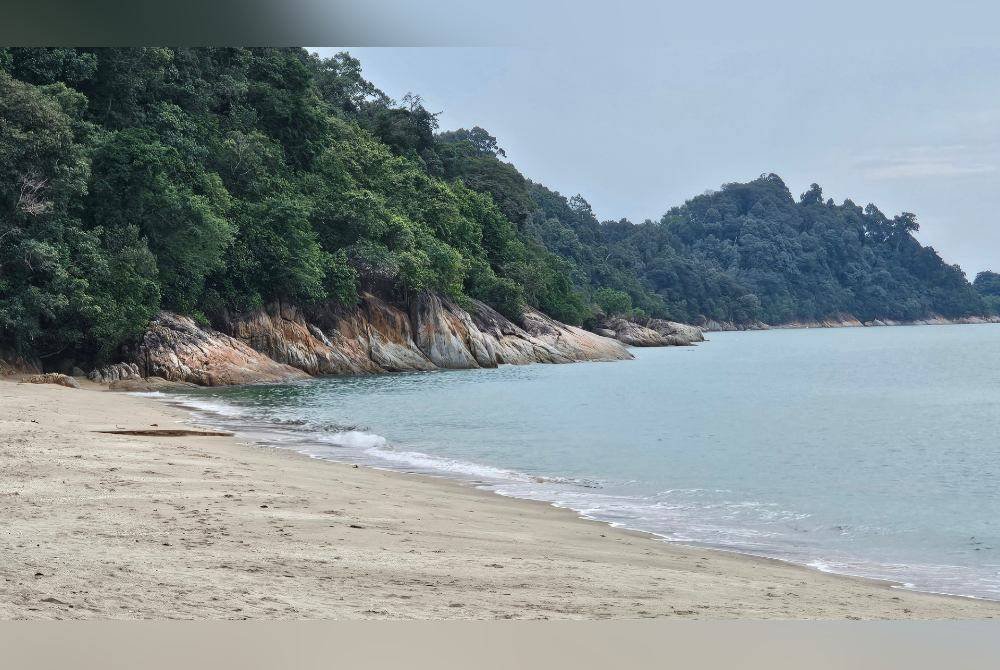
313, 45, 1000, 277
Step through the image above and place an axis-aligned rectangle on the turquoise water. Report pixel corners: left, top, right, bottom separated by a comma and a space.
166, 324, 1000, 600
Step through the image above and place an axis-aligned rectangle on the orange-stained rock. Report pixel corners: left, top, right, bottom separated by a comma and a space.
135, 313, 310, 386
134, 292, 633, 386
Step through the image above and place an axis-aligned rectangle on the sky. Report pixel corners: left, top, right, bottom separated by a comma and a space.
312, 43, 1000, 277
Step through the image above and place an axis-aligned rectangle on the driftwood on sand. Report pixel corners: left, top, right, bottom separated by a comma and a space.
95, 429, 234, 437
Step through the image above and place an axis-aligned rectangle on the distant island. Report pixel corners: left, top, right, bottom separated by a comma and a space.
1, 48, 996, 379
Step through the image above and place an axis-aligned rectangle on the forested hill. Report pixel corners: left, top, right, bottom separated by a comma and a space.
526, 175, 986, 325
0, 48, 991, 368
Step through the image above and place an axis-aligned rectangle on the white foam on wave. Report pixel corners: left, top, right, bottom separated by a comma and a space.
363, 445, 534, 482
316, 430, 388, 450
171, 395, 252, 419
126, 391, 168, 398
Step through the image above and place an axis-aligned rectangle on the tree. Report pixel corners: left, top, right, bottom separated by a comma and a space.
594, 287, 632, 317
87, 129, 233, 313
0, 71, 158, 363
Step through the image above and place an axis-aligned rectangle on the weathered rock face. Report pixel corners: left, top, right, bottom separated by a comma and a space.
134, 313, 311, 386
647, 319, 705, 346
699, 319, 770, 332
21, 373, 80, 389
218, 302, 382, 376
409, 293, 494, 369
88, 362, 142, 384
862, 315, 1000, 327
129, 292, 632, 386
776, 314, 866, 329
519, 308, 633, 362
595, 317, 704, 347
468, 301, 571, 365
596, 318, 669, 347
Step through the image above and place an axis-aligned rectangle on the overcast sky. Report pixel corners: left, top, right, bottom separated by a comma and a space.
313, 45, 1000, 277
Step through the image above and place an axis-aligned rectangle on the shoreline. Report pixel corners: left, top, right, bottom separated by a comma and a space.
162, 380, 1000, 605
3, 379, 998, 619
701, 314, 1000, 333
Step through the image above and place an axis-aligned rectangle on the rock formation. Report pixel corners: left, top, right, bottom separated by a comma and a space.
698, 313, 1000, 332
88, 362, 142, 384
133, 313, 311, 386
20, 373, 80, 389
596, 317, 704, 346
128, 292, 632, 386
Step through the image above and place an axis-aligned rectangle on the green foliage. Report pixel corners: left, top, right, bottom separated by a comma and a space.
437, 127, 534, 226
521, 173, 984, 326
974, 271, 1000, 314
0, 70, 159, 363
87, 128, 233, 313
594, 288, 633, 317
654, 175, 985, 323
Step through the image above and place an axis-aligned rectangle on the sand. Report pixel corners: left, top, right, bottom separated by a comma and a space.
1, 378, 997, 619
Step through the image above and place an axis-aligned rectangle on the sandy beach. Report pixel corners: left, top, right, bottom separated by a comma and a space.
1, 378, 997, 620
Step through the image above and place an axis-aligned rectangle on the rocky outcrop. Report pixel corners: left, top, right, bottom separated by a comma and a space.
134, 313, 311, 386
467, 301, 570, 364
596, 318, 667, 347
862, 315, 1000, 327
699, 319, 770, 332
647, 319, 705, 345
128, 292, 632, 387
595, 317, 704, 347
700, 313, 1000, 332
20, 373, 80, 389
88, 362, 142, 384
518, 308, 634, 362
776, 314, 865, 329
218, 301, 383, 376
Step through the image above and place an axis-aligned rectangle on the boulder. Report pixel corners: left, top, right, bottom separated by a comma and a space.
88, 362, 142, 384
646, 319, 705, 345
594, 317, 704, 347
597, 318, 671, 347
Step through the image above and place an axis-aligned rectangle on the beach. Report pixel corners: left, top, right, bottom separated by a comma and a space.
1, 378, 997, 620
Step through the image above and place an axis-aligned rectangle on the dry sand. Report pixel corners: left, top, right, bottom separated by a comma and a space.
1, 379, 997, 619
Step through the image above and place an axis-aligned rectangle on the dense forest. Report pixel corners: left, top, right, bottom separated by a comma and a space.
0, 48, 993, 368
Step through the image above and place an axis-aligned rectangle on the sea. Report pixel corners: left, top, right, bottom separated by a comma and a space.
148, 324, 1000, 600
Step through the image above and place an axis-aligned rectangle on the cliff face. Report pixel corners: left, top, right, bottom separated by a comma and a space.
133, 292, 632, 386
134, 313, 312, 386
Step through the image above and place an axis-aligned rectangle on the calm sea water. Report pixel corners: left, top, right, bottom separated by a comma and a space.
162, 324, 1000, 600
